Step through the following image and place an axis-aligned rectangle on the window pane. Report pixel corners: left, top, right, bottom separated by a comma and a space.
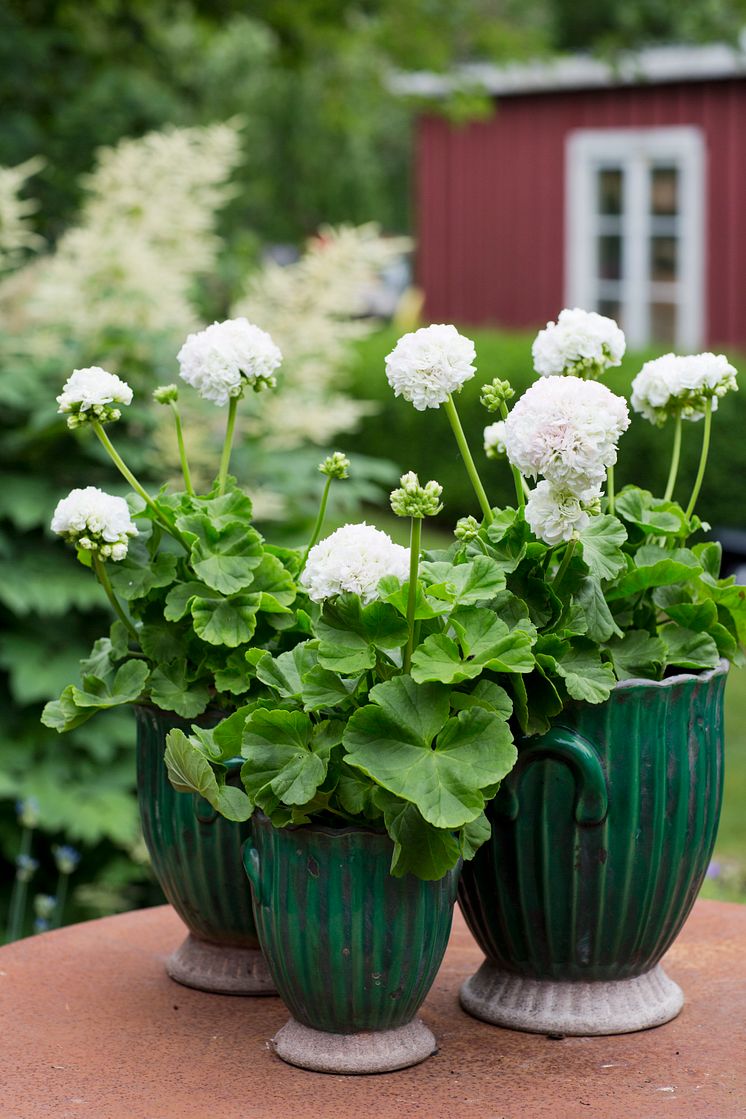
598, 235, 623, 280
650, 302, 676, 343
651, 167, 678, 216
650, 235, 678, 281
598, 168, 623, 216
598, 299, 622, 324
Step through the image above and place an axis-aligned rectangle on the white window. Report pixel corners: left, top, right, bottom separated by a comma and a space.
565, 127, 705, 349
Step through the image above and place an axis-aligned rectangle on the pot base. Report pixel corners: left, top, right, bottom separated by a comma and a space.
271, 1017, 437, 1074
460, 961, 684, 1036
166, 934, 276, 996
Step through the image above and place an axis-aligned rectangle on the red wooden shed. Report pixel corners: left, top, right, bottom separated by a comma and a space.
397, 43, 746, 351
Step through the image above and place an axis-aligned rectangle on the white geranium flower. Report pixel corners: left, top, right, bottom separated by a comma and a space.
525, 480, 602, 546
57, 367, 133, 428
631, 352, 738, 425
385, 324, 476, 410
532, 308, 626, 379
177, 317, 282, 406
301, 522, 410, 604
502, 376, 629, 497
51, 486, 138, 561
483, 420, 507, 459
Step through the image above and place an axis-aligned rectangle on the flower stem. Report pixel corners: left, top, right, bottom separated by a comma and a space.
6, 827, 32, 943
444, 395, 493, 524
217, 396, 239, 495
607, 465, 616, 516
51, 873, 68, 931
685, 398, 713, 522
553, 537, 577, 591
93, 556, 139, 642
663, 412, 683, 502
299, 475, 332, 574
403, 517, 422, 674
170, 403, 194, 496
499, 402, 526, 511
93, 423, 160, 518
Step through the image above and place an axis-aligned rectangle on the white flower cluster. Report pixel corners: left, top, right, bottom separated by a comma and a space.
483, 420, 507, 459
177, 318, 282, 406
56, 367, 133, 427
525, 480, 601, 546
51, 486, 138, 561
385, 324, 476, 410
502, 376, 630, 497
532, 308, 626, 379
301, 523, 410, 604
0, 157, 44, 273
631, 352, 738, 425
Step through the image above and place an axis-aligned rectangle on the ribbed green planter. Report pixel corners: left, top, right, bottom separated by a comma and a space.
244, 812, 461, 1073
459, 662, 727, 1035
135, 705, 274, 996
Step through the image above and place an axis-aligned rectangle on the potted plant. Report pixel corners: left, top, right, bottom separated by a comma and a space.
165, 476, 526, 1072
383, 313, 743, 1035
42, 318, 347, 994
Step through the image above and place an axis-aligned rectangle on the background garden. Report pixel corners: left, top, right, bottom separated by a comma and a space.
2, 0, 746, 935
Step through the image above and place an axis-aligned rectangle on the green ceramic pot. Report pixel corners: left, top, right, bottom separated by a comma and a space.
458, 662, 727, 1035
135, 705, 274, 996
244, 812, 461, 1074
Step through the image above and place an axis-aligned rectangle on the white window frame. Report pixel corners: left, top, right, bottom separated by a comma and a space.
565, 126, 706, 349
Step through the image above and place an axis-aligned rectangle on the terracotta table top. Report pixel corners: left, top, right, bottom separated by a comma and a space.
1, 900, 745, 1119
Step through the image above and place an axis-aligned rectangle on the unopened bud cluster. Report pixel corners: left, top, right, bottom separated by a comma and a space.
455, 515, 480, 542
480, 378, 514, 413
390, 471, 443, 519
319, 452, 350, 480
153, 384, 179, 405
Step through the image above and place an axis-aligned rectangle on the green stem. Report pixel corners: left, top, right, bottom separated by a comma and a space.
300, 475, 332, 574
51, 874, 68, 931
499, 401, 526, 511
443, 395, 494, 524
553, 537, 577, 592
685, 399, 713, 522
6, 827, 32, 943
607, 465, 615, 516
217, 396, 239, 495
663, 412, 683, 502
93, 423, 160, 518
93, 556, 139, 642
170, 403, 194, 496
403, 517, 422, 675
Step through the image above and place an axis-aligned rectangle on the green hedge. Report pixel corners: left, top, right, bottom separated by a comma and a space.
347, 326, 746, 533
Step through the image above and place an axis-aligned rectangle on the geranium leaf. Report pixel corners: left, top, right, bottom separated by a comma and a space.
177, 512, 264, 595
555, 647, 616, 703
164, 581, 210, 622
71, 659, 150, 708
241, 710, 342, 807
450, 679, 513, 719
576, 515, 628, 581
255, 641, 318, 699
420, 555, 507, 605
191, 593, 260, 647
378, 576, 448, 619
148, 661, 210, 719
615, 487, 687, 537
164, 729, 251, 822
660, 626, 720, 671
108, 548, 178, 601
375, 790, 462, 879
605, 630, 665, 681
606, 546, 702, 601
576, 577, 623, 642
316, 594, 408, 674
41, 685, 97, 732
343, 676, 516, 829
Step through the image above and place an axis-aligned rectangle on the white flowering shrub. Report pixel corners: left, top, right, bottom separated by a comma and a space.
0, 158, 45, 273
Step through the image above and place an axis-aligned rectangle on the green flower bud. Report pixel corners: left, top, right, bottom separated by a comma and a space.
455, 515, 480, 541
480, 378, 514, 413
153, 384, 179, 405
319, 452, 350, 480
390, 471, 443, 519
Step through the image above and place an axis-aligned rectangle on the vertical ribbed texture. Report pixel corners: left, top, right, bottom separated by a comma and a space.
135, 706, 259, 949
458, 665, 726, 981
248, 815, 460, 1034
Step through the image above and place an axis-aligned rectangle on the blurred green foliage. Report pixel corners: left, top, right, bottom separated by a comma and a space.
347, 326, 746, 533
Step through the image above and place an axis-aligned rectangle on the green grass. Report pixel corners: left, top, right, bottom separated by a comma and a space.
699, 668, 746, 902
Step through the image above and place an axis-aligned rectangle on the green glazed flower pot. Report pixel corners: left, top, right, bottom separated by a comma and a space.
244, 812, 461, 1074
458, 662, 727, 1035
135, 705, 274, 996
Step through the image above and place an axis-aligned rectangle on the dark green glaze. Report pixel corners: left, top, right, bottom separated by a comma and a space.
135, 705, 259, 949
458, 663, 727, 981
245, 814, 460, 1033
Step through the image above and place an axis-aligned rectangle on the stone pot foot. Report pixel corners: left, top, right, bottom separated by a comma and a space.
270, 1017, 438, 1074
166, 934, 276, 996
460, 961, 684, 1036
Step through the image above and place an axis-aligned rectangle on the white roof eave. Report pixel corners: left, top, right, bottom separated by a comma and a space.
390, 40, 746, 99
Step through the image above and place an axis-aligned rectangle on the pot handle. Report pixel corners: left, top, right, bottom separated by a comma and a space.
497, 725, 608, 826
242, 842, 262, 904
